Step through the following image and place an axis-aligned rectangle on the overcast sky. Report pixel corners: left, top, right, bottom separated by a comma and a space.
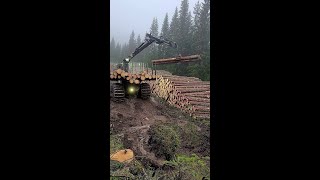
110, 0, 202, 45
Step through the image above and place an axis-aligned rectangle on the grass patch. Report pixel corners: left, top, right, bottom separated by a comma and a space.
110, 167, 135, 179
149, 124, 181, 160
164, 154, 210, 180
110, 134, 124, 154
182, 122, 202, 147
129, 159, 145, 176
110, 135, 125, 173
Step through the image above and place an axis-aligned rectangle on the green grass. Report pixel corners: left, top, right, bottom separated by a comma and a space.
182, 122, 202, 147
149, 124, 181, 160
110, 135, 125, 173
164, 154, 210, 180
110, 134, 124, 154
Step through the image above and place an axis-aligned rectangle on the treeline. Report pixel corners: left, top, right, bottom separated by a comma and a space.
110, 0, 210, 81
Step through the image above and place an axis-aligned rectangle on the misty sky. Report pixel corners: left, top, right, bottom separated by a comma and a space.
110, 0, 202, 45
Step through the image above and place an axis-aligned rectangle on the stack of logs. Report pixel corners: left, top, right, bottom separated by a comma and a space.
149, 71, 210, 119
110, 68, 160, 84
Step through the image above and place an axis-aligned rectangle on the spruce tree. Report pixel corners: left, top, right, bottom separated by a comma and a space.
110, 37, 116, 62
159, 13, 170, 58
115, 43, 121, 62
120, 43, 128, 61
135, 34, 143, 61
169, 7, 179, 50
145, 18, 159, 65
192, 1, 202, 53
128, 30, 136, 55
176, 0, 193, 76
199, 0, 210, 80
163, 7, 180, 74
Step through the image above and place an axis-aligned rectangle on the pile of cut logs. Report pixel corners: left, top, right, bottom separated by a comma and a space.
149, 71, 210, 119
110, 68, 160, 84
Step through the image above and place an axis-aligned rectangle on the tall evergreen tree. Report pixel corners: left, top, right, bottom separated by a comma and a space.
168, 7, 180, 60
114, 43, 121, 62
128, 30, 136, 55
186, 2, 202, 78
150, 17, 159, 37
169, 7, 179, 48
162, 7, 180, 74
135, 34, 143, 61
110, 37, 116, 62
159, 13, 170, 58
120, 43, 128, 61
136, 34, 141, 46
192, 1, 202, 53
199, 0, 210, 53
145, 18, 159, 64
198, 0, 210, 80
174, 0, 193, 76
177, 0, 192, 56
185, 0, 211, 80
160, 13, 169, 38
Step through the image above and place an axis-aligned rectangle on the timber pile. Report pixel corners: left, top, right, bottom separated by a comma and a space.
110, 68, 160, 84
152, 55, 201, 65
151, 70, 172, 76
149, 71, 210, 120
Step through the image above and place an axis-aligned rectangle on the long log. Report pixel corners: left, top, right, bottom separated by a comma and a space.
174, 85, 210, 89
175, 88, 209, 93
152, 55, 201, 65
180, 91, 210, 95
185, 97, 210, 103
192, 114, 210, 119
172, 82, 210, 86
192, 111, 211, 115
188, 101, 210, 106
184, 94, 210, 99
191, 106, 210, 112
162, 76, 201, 81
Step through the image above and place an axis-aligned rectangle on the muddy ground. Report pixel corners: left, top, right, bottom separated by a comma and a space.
110, 95, 210, 169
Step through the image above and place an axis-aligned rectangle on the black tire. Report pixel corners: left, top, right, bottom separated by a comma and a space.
139, 83, 151, 100
111, 83, 125, 102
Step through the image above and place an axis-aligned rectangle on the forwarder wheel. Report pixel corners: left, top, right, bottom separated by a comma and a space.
111, 83, 125, 102
138, 83, 151, 100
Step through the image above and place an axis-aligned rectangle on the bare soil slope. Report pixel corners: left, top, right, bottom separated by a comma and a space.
110, 95, 210, 168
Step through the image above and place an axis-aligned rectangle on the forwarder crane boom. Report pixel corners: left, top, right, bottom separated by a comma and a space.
121, 33, 177, 72
111, 33, 177, 102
